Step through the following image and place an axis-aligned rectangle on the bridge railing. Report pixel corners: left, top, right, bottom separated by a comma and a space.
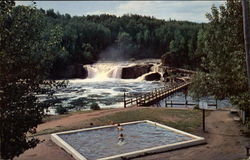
124, 82, 191, 108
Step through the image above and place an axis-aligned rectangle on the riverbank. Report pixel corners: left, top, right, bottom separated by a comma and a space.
15, 107, 249, 160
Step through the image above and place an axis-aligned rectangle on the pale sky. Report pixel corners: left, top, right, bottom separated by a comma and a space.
16, 1, 226, 23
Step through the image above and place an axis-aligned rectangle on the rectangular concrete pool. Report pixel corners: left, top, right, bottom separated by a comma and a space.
51, 120, 205, 160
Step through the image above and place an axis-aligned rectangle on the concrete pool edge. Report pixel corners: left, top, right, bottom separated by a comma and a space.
51, 120, 206, 160
51, 133, 87, 160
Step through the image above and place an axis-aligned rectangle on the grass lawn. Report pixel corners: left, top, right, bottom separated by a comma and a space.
95, 108, 208, 133
35, 108, 210, 136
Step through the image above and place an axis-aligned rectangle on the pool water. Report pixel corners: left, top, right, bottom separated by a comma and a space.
58, 122, 193, 160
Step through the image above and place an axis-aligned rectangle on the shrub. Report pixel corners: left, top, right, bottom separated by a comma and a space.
193, 105, 200, 110
90, 102, 100, 110
246, 120, 250, 130
56, 106, 67, 114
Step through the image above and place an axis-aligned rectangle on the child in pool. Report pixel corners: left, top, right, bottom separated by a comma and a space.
118, 133, 126, 145
116, 123, 124, 131
118, 133, 124, 142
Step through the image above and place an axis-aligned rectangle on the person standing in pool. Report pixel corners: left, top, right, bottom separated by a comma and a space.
118, 133, 126, 145
116, 123, 126, 145
118, 133, 124, 142
116, 123, 124, 131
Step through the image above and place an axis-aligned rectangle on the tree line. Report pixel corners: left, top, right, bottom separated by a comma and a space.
1, 0, 249, 159
26, 6, 204, 77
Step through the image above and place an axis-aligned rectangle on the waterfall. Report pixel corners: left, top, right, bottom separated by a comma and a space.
112, 67, 123, 78
84, 61, 163, 81
85, 65, 97, 78
136, 63, 163, 81
151, 63, 161, 72
84, 62, 124, 79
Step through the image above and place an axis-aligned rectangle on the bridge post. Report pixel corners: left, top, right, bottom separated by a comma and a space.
124, 92, 126, 108
216, 99, 218, 109
185, 93, 187, 107
202, 109, 206, 132
136, 97, 138, 106
171, 100, 173, 107
155, 89, 157, 98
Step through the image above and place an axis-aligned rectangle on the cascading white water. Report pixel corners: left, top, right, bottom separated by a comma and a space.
84, 61, 163, 81
85, 65, 96, 78
151, 63, 161, 73
112, 66, 123, 78
136, 63, 163, 81
84, 62, 125, 79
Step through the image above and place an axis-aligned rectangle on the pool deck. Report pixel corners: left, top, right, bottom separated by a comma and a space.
15, 109, 250, 160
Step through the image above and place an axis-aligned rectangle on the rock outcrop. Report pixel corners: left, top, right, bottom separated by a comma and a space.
56, 64, 88, 79
121, 64, 153, 79
144, 72, 161, 81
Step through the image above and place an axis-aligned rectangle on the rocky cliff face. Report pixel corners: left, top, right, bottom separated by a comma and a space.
56, 64, 88, 79
121, 64, 153, 79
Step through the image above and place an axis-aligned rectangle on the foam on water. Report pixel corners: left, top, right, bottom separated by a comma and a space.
48, 78, 163, 110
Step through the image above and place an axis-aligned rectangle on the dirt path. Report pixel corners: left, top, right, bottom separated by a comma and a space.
15, 107, 139, 160
134, 110, 249, 160
15, 110, 249, 160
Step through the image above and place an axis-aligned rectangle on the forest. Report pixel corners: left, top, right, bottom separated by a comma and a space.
14, 6, 205, 77
1, 1, 250, 159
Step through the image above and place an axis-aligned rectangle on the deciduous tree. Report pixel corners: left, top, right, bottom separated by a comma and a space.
0, 1, 66, 159
190, 0, 250, 113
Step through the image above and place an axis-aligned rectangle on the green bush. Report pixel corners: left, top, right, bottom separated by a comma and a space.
246, 120, 250, 130
193, 105, 200, 110
90, 102, 100, 110
56, 106, 67, 114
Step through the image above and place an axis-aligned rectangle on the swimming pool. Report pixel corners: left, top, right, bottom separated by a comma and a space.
51, 120, 205, 160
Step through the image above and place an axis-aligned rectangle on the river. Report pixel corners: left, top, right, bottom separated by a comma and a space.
42, 61, 231, 113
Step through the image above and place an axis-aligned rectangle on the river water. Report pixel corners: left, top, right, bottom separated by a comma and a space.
42, 61, 231, 112
42, 61, 164, 111
51, 79, 163, 111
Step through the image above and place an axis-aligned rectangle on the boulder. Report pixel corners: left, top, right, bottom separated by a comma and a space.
121, 64, 153, 79
74, 64, 88, 78
144, 72, 161, 81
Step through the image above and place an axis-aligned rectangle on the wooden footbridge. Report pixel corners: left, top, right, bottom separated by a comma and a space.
124, 82, 191, 108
